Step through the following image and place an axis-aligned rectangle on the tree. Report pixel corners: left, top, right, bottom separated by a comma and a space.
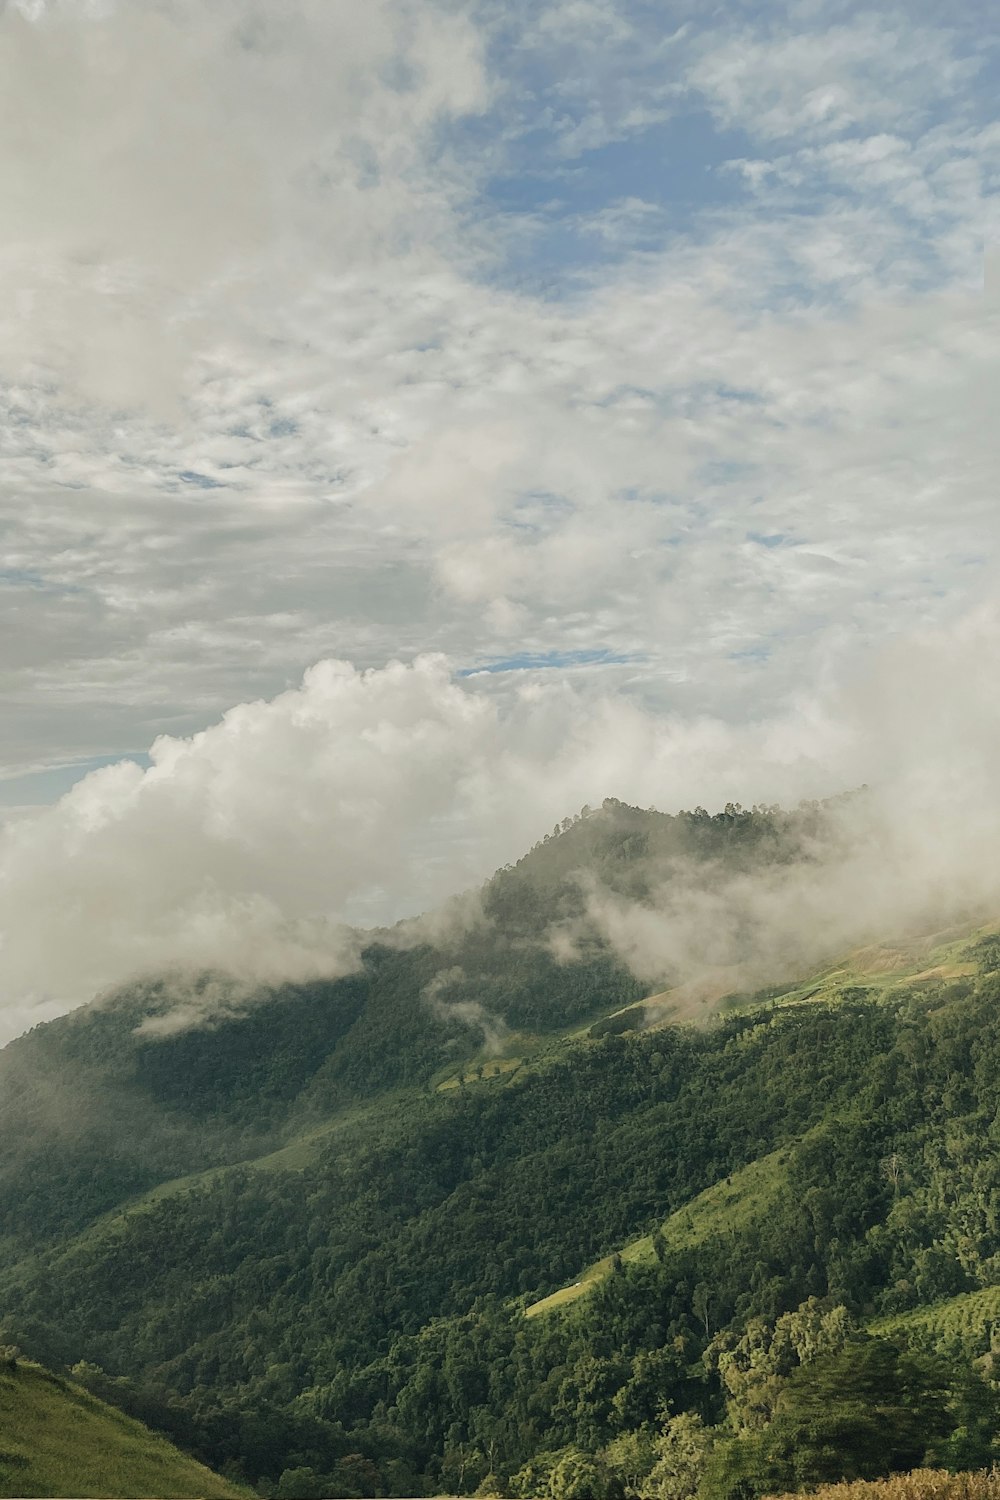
700, 1338, 953, 1500
510, 1452, 559, 1498
692, 1283, 712, 1339
709, 1300, 855, 1432
547, 1447, 610, 1500
274, 1468, 326, 1499
880, 1152, 904, 1193
648, 1412, 715, 1500
925, 1364, 1000, 1471
611, 1348, 692, 1432
602, 1428, 658, 1497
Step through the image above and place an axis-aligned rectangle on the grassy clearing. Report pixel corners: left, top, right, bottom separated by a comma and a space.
0, 1361, 245, 1498
437, 1057, 523, 1090
577, 915, 998, 1050
525, 1146, 788, 1317
248, 1094, 411, 1172
765, 1472, 1000, 1500
763, 918, 998, 1012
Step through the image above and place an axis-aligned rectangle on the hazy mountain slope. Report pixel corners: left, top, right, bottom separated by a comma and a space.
3, 799, 999, 1495
0, 799, 838, 1261
479, 796, 835, 935
0, 1357, 244, 1499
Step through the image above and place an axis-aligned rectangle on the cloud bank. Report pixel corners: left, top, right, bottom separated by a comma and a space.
2, 606, 1000, 1041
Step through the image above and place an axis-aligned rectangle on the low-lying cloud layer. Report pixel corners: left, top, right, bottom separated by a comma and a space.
2, 606, 999, 1042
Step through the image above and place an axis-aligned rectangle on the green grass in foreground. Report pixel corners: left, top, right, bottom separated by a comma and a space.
766, 1471, 1000, 1500
0, 1360, 245, 1499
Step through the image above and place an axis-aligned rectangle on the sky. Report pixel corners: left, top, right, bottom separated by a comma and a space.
0, 0, 997, 1035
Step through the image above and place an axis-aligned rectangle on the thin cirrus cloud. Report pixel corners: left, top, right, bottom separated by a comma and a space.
0, 0, 997, 1032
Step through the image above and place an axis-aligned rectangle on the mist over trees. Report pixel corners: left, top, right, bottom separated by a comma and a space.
2, 802, 1000, 1496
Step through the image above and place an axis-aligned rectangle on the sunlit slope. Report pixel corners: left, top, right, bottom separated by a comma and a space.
761, 918, 989, 1004
523, 920, 997, 1318
0, 1359, 244, 1499
589, 916, 994, 1037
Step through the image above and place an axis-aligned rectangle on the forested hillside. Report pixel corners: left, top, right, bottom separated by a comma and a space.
2, 801, 1000, 1498
0, 799, 828, 1255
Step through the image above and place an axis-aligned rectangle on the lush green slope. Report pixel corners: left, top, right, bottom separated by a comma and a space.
872, 1287, 1000, 1357
3, 800, 1000, 1496
0, 970, 992, 1494
0, 1358, 244, 1498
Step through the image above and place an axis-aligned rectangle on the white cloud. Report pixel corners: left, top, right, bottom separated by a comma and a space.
0, 0, 488, 407
3, 606, 1000, 1041
688, 17, 977, 144
3, 265, 997, 786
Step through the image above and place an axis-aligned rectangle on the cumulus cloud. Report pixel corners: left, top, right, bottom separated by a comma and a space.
687, 17, 975, 144
2, 607, 1000, 1042
570, 606, 1000, 1003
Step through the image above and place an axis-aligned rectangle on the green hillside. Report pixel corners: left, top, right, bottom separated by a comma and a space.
0, 1357, 243, 1498
4, 965, 997, 1495
3, 801, 1000, 1496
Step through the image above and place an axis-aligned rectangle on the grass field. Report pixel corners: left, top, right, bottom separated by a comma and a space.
0, 1360, 245, 1498
760, 917, 997, 1012
437, 1056, 523, 1089
765, 1472, 1000, 1500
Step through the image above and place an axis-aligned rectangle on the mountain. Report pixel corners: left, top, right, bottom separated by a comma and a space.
0, 798, 830, 1258
1, 800, 1000, 1497
0, 1352, 244, 1498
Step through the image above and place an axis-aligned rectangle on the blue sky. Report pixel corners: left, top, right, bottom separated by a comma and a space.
0, 0, 997, 1030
